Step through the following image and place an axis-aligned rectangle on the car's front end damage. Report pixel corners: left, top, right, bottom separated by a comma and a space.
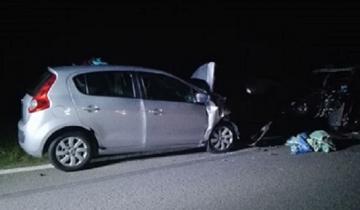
191, 62, 240, 151
244, 66, 360, 147
204, 93, 240, 141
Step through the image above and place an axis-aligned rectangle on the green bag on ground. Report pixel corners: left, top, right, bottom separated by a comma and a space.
307, 130, 336, 153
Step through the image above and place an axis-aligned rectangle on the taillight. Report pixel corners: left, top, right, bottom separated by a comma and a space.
28, 74, 56, 113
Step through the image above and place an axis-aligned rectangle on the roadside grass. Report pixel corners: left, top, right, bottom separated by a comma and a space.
0, 128, 47, 170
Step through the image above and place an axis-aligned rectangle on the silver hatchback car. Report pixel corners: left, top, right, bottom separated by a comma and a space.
18, 62, 240, 171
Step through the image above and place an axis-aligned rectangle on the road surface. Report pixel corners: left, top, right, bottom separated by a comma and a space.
1, 143, 360, 210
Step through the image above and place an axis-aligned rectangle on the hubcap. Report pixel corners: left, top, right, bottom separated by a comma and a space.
55, 137, 89, 167
210, 126, 234, 151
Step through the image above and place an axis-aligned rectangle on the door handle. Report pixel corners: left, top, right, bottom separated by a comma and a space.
148, 108, 163, 115
82, 105, 100, 113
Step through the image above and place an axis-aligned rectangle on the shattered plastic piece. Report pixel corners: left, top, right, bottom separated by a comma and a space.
249, 121, 273, 146
307, 130, 336, 153
285, 132, 312, 154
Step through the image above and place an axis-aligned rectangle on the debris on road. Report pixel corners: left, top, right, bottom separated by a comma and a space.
285, 130, 336, 154
285, 132, 313, 154
307, 130, 336, 153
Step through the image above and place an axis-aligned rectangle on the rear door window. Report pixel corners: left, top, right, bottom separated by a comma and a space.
73, 71, 135, 98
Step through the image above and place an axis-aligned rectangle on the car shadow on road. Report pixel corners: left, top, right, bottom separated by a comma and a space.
85, 148, 206, 170
247, 136, 287, 148
245, 134, 360, 151
332, 137, 360, 150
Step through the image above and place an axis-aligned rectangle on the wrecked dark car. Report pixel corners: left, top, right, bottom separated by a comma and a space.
238, 66, 360, 145
293, 67, 360, 132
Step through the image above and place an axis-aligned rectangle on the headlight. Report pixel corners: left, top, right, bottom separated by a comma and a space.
246, 88, 252, 94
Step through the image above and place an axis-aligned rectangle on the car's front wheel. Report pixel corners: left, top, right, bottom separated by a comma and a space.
49, 131, 92, 171
207, 123, 237, 153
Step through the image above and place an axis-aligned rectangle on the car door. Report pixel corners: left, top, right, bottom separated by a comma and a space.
71, 71, 145, 151
139, 72, 208, 148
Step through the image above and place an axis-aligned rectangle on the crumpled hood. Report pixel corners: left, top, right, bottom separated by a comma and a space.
191, 62, 215, 92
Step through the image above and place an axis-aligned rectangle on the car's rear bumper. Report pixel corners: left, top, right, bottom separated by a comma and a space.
18, 119, 45, 158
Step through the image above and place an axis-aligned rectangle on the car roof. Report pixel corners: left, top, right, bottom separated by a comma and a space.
48, 64, 207, 93
49, 65, 169, 76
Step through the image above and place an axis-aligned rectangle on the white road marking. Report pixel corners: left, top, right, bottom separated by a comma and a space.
0, 164, 54, 175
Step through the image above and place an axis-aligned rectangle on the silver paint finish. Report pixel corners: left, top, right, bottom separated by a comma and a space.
70, 93, 145, 150
144, 100, 207, 148
18, 63, 237, 160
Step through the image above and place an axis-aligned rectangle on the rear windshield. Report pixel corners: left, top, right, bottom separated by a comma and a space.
27, 71, 53, 96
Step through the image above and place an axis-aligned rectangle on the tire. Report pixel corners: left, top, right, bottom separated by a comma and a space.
49, 131, 92, 171
207, 122, 237, 153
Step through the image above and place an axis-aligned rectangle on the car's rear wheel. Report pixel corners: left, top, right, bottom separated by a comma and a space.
207, 123, 236, 153
49, 131, 92, 171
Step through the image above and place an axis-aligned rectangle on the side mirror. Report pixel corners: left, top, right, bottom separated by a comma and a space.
195, 93, 209, 104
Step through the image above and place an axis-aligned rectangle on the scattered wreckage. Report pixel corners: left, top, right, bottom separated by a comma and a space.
285, 130, 336, 154
297, 66, 360, 133
243, 66, 360, 150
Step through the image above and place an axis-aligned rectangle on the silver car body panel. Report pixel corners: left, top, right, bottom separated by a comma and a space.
68, 74, 146, 152
18, 63, 235, 157
204, 100, 222, 140
18, 69, 88, 157
144, 99, 207, 148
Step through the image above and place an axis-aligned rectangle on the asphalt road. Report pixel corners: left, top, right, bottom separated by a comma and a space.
1, 143, 360, 210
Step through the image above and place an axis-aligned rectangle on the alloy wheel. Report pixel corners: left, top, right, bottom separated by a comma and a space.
209, 126, 234, 151
55, 137, 89, 167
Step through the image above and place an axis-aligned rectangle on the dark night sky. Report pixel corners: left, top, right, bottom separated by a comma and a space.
2, 1, 360, 122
